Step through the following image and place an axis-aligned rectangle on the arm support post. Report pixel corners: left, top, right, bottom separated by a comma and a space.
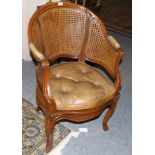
41, 59, 56, 112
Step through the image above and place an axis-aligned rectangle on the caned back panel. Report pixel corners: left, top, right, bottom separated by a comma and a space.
30, 19, 45, 55
84, 18, 118, 76
28, 2, 119, 77
38, 6, 87, 59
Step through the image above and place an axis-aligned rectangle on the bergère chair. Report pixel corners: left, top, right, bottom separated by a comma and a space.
28, 2, 124, 153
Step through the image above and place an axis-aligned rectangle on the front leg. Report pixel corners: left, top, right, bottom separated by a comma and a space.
45, 116, 55, 153
102, 95, 119, 131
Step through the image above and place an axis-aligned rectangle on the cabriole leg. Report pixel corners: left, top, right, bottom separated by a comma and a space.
45, 116, 55, 153
102, 95, 119, 131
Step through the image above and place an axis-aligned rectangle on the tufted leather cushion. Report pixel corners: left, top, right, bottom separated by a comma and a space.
38, 62, 116, 110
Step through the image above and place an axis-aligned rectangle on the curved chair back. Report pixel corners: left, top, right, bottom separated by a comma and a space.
28, 2, 121, 77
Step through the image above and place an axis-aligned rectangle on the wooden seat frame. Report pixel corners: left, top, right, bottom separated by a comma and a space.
28, 2, 124, 153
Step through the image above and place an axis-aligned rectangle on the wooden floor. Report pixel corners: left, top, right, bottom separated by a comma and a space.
88, 0, 132, 37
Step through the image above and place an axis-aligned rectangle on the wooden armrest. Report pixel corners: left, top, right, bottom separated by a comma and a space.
41, 59, 56, 111
107, 35, 121, 49
107, 35, 124, 59
29, 43, 45, 62
106, 35, 124, 93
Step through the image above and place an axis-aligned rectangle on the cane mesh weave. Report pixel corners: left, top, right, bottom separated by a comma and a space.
31, 20, 44, 55
39, 7, 86, 59
84, 19, 118, 76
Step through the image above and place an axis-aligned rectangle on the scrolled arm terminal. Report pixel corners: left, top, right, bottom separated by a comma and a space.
29, 43, 45, 62
107, 35, 121, 49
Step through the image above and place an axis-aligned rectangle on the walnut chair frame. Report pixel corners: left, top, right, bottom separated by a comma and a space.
28, 2, 124, 153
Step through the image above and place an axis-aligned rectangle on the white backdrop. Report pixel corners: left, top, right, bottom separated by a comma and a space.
22, 0, 50, 61
22, 0, 63, 61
